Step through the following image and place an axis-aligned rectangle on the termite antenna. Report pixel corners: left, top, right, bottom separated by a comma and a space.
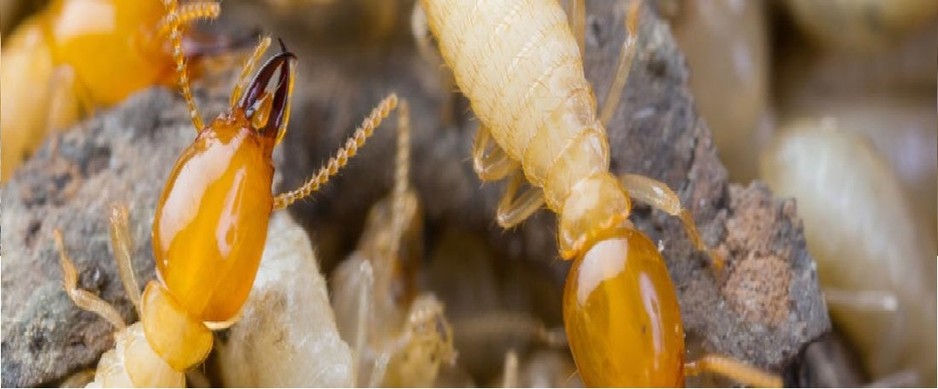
598, 0, 641, 127
389, 99, 411, 258
161, 0, 218, 131
273, 93, 400, 209
157, 1, 220, 38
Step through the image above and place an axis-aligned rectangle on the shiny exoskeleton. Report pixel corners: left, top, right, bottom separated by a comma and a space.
1, 0, 222, 184
55, 8, 399, 384
418, 0, 780, 386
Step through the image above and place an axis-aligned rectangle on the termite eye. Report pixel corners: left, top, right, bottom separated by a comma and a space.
238, 50, 297, 141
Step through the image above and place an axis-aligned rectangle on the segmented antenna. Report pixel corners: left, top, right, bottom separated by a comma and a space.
273, 94, 399, 209
389, 99, 411, 258
160, 0, 221, 131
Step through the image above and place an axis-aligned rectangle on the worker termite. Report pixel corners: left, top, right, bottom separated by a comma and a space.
418, 0, 782, 386
51, 2, 399, 385
330, 100, 456, 387
0, 0, 234, 184
761, 121, 937, 386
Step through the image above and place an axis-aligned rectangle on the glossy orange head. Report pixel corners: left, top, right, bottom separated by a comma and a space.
152, 46, 297, 323
563, 227, 685, 386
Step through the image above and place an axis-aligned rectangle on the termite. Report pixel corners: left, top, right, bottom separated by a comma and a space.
330, 100, 456, 387
51, 2, 399, 386
418, 0, 782, 386
761, 121, 937, 386
0, 0, 234, 184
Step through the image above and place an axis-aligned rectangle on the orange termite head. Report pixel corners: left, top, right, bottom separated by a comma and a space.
236, 41, 297, 144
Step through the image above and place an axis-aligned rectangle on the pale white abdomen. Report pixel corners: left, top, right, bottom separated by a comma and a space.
422, 0, 610, 210
87, 323, 184, 388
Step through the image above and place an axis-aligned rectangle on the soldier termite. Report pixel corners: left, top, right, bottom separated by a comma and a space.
52, 2, 399, 385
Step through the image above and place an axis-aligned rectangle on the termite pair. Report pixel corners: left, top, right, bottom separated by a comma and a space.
418, 0, 782, 386
53, 1, 399, 386
0, 0, 239, 184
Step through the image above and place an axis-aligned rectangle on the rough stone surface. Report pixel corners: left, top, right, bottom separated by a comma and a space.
1, 1, 830, 386
1, 83, 229, 387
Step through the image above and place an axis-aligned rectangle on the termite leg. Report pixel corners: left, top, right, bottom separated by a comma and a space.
229, 36, 273, 107
53, 229, 127, 331
60, 368, 96, 388
410, 3, 436, 70
565, 0, 586, 58
619, 174, 725, 273
598, 0, 641, 127
496, 170, 545, 228
46, 66, 86, 161
410, 3, 457, 128
684, 354, 782, 388
452, 310, 566, 348
108, 203, 141, 315
351, 259, 376, 385
823, 288, 899, 312
472, 126, 519, 181
274, 94, 399, 209
501, 349, 520, 388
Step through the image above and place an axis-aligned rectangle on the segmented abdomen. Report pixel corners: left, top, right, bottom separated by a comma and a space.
87, 323, 183, 387
423, 0, 610, 210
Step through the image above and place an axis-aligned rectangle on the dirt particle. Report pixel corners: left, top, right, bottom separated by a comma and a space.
722, 253, 791, 327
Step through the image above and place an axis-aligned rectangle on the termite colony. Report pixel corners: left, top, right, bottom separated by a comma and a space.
0, 0, 932, 387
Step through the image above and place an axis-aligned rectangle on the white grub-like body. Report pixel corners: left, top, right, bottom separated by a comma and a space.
87, 323, 183, 388
421, 0, 608, 211
214, 212, 354, 387
761, 123, 937, 386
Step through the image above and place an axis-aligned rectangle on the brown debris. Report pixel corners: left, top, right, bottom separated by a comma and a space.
722, 253, 791, 327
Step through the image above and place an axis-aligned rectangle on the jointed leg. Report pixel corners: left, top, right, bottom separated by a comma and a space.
598, 0, 641, 127
410, 3, 458, 128
46, 66, 84, 162
472, 125, 519, 181
274, 94, 399, 209
54, 230, 127, 331
620, 174, 725, 273
501, 349, 519, 388
496, 170, 545, 228
453, 310, 567, 348
108, 203, 141, 316
684, 354, 782, 388
823, 288, 898, 312
353, 259, 376, 386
